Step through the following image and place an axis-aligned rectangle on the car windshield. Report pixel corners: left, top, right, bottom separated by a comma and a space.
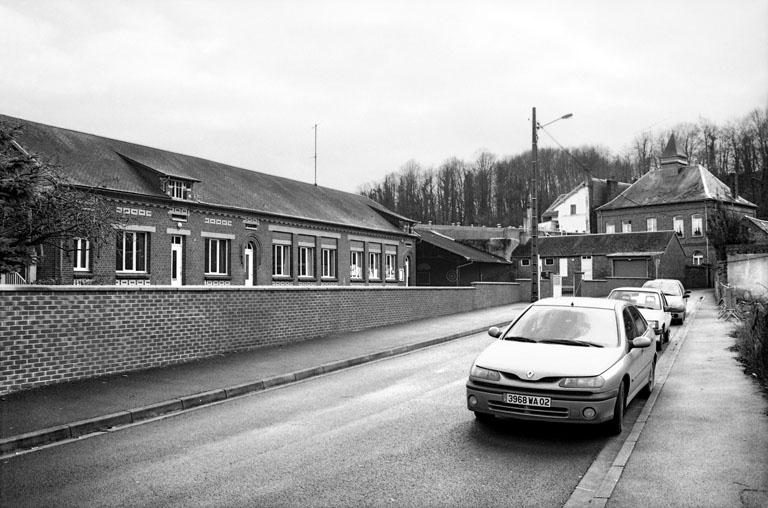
609, 290, 661, 310
644, 280, 681, 296
504, 306, 619, 347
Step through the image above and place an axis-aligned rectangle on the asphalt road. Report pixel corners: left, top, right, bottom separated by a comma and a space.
1, 329, 654, 507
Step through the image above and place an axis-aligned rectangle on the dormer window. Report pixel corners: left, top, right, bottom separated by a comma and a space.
166, 179, 193, 200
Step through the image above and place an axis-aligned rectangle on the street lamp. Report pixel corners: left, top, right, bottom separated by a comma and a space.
530, 107, 573, 302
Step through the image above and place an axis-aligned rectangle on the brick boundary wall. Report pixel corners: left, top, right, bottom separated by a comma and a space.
1, 282, 522, 395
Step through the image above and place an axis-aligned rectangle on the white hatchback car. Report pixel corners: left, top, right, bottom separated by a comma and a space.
466, 297, 657, 435
608, 287, 672, 350
643, 279, 690, 324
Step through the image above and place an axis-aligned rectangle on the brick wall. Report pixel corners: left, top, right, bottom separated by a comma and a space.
0, 282, 521, 395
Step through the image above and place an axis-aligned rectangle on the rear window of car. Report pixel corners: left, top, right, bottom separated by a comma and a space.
609, 290, 661, 310
644, 280, 681, 296
506, 305, 619, 347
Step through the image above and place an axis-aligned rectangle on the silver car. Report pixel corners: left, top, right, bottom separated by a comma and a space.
642, 279, 690, 324
466, 297, 656, 434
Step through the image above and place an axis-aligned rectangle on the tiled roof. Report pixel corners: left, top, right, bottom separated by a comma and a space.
744, 216, 768, 235
414, 224, 520, 240
510, 231, 679, 258
597, 164, 756, 211
417, 229, 510, 264
1, 114, 413, 234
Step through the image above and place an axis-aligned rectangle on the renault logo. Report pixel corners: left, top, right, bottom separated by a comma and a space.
526, 370, 534, 379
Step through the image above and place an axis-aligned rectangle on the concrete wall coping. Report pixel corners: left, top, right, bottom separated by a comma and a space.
0, 284, 476, 293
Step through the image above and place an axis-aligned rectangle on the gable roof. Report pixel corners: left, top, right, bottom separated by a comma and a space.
543, 177, 632, 217
1, 114, 414, 234
417, 229, 510, 264
744, 215, 768, 235
510, 231, 680, 258
597, 164, 756, 211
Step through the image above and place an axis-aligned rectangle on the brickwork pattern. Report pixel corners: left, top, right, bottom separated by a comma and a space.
0, 283, 520, 394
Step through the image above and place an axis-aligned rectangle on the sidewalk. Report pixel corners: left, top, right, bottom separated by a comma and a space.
0, 302, 530, 454
564, 290, 768, 507
605, 290, 768, 507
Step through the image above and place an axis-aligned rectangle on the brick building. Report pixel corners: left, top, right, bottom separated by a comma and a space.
1, 114, 417, 286
596, 134, 757, 267
511, 231, 688, 291
540, 177, 631, 233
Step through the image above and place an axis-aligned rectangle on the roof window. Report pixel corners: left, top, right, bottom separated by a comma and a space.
166, 179, 193, 200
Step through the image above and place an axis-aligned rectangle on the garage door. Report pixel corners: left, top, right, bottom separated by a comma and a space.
613, 259, 648, 277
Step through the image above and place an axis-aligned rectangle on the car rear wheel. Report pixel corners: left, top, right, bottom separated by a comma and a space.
642, 358, 656, 397
607, 380, 626, 435
474, 411, 495, 424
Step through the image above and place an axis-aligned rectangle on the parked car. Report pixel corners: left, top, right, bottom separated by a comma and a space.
643, 279, 690, 324
466, 297, 657, 435
607, 287, 672, 350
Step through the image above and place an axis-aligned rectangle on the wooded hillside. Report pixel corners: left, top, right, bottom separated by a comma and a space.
359, 108, 767, 226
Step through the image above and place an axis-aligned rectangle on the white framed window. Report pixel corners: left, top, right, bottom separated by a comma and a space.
350, 250, 364, 280
692, 215, 703, 237
622, 220, 632, 233
570, 204, 577, 215
674, 216, 684, 237
368, 252, 381, 280
272, 244, 291, 277
646, 217, 657, 232
322, 248, 337, 278
521, 259, 530, 266
692, 250, 704, 266
385, 253, 397, 280
299, 246, 315, 277
606, 222, 615, 234
116, 231, 149, 273
73, 238, 90, 272
205, 238, 229, 275
544, 258, 554, 266
166, 180, 192, 200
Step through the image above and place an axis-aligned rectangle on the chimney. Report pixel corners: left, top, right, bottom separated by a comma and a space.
606, 179, 618, 201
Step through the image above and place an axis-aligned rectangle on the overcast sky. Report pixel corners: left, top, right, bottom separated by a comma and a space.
1, 0, 766, 192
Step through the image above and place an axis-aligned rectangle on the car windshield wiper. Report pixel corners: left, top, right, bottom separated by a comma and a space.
503, 336, 537, 343
538, 338, 604, 348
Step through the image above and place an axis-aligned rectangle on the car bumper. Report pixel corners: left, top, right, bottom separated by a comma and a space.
466, 383, 618, 424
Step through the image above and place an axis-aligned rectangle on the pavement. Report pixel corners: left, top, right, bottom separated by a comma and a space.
1, 290, 766, 507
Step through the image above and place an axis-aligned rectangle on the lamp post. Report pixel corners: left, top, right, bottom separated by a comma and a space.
530, 107, 573, 302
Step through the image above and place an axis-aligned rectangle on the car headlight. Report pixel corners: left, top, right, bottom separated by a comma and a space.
647, 320, 659, 329
470, 365, 501, 382
559, 376, 605, 388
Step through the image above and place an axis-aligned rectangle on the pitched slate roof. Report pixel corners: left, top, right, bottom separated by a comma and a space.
417, 229, 510, 264
510, 231, 679, 258
744, 216, 768, 235
597, 164, 756, 211
1, 114, 414, 234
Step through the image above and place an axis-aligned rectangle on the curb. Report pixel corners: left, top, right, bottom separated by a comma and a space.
0, 323, 503, 456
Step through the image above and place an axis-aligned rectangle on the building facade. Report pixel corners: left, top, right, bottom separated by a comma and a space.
540, 177, 630, 234
597, 135, 757, 267
2, 114, 417, 286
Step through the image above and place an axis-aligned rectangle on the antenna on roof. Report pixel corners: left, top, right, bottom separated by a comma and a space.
313, 123, 318, 186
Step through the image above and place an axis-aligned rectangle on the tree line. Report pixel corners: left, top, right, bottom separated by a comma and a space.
359, 108, 768, 226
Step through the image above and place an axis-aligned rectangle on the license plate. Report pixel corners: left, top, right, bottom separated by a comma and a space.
504, 393, 551, 407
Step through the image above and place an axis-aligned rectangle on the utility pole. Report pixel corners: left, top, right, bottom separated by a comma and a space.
530, 107, 539, 302
313, 123, 318, 186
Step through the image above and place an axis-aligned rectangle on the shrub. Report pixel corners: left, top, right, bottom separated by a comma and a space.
733, 300, 768, 392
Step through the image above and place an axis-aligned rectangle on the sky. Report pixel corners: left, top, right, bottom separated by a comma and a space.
1, 0, 766, 193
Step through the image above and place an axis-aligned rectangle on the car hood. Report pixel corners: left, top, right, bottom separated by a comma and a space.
474, 340, 623, 380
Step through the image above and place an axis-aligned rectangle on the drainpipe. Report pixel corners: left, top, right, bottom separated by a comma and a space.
456, 260, 474, 287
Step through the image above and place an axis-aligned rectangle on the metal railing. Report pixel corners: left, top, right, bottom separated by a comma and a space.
0, 272, 27, 285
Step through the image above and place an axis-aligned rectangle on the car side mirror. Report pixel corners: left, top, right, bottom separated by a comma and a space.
663, 305, 672, 312
630, 336, 653, 348
488, 326, 502, 338
683, 291, 691, 298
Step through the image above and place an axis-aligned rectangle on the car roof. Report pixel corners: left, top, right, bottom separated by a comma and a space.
610, 287, 663, 294
643, 279, 682, 285
533, 297, 622, 310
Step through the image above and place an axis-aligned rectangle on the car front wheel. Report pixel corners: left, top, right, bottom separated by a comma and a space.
474, 411, 495, 424
642, 358, 656, 397
607, 380, 626, 435
663, 326, 670, 343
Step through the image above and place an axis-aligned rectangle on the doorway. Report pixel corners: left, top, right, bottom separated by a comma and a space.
244, 242, 255, 286
171, 236, 183, 286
